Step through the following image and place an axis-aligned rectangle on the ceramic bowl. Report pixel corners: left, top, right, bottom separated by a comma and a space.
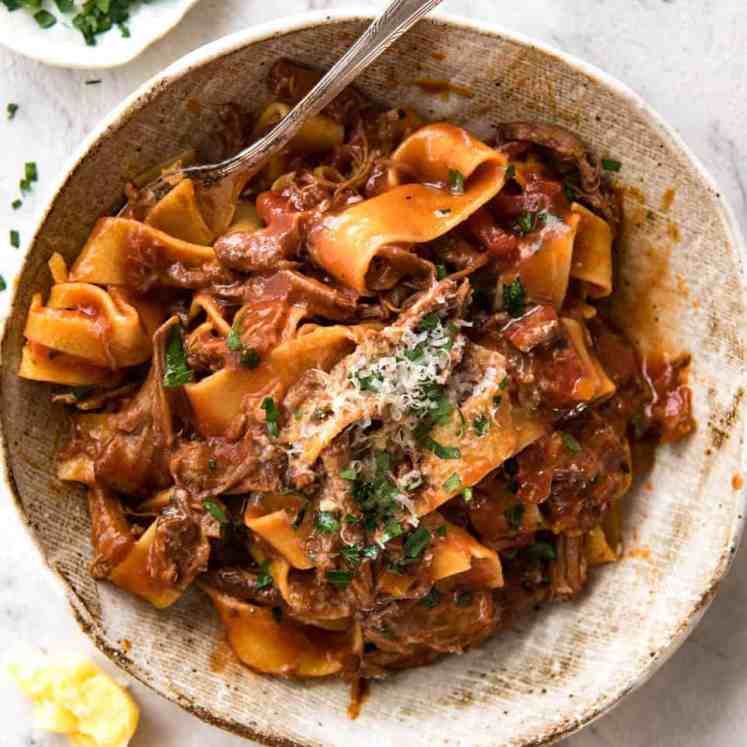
2, 10, 745, 747
0, 0, 202, 69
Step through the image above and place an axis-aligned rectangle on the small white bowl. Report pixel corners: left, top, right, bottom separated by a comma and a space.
0, 0, 201, 69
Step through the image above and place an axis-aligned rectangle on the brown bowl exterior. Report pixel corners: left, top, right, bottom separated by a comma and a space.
2, 11, 746, 747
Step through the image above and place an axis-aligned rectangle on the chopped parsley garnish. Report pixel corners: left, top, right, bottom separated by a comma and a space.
0, 275, 8, 292
355, 371, 382, 392
526, 541, 557, 561
443, 473, 462, 494
240, 347, 260, 369
207, 457, 217, 472
341, 467, 357, 481
455, 590, 473, 607
6, 103, 18, 120
72, 385, 94, 401
9, 229, 20, 249
417, 312, 441, 332
261, 396, 280, 437
419, 588, 442, 608
602, 158, 622, 172
516, 211, 535, 235
163, 325, 193, 388
505, 164, 516, 180
504, 503, 525, 530
226, 327, 242, 351
315, 511, 340, 534
563, 180, 577, 203
34, 9, 56, 27
325, 569, 353, 589
404, 526, 432, 559
492, 395, 502, 407
473, 415, 489, 436
11, 199, 21, 210
425, 438, 461, 461
499, 376, 509, 390
255, 562, 273, 590
24, 162, 38, 184
436, 264, 447, 280
203, 499, 227, 524
379, 519, 403, 544
462, 487, 473, 502
361, 544, 380, 560
55, 0, 74, 11
561, 432, 583, 454
502, 278, 525, 318
447, 169, 465, 195
71, 0, 140, 46
344, 513, 359, 525
340, 544, 362, 568
435, 524, 448, 537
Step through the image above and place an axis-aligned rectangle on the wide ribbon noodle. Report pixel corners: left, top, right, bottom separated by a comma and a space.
309, 123, 509, 292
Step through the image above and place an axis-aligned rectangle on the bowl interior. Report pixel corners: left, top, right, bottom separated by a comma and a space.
2, 13, 746, 747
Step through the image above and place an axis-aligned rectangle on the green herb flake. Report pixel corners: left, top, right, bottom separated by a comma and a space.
163, 325, 193, 388
404, 526, 432, 559
240, 347, 260, 369
325, 569, 353, 589
502, 278, 525, 318
11, 199, 22, 210
417, 312, 440, 332
436, 264, 447, 280
447, 169, 465, 195
118, 21, 129, 37
505, 164, 516, 180
380, 519, 403, 544
255, 562, 273, 590
455, 590, 473, 607
6, 103, 18, 120
203, 499, 227, 524
9, 229, 20, 249
443, 473, 463, 494
34, 9, 56, 28
54, 0, 74, 10
340, 544, 362, 568
561, 432, 583, 454
419, 588, 442, 608
315, 511, 340, 534
602, 158, 622, 172
344, 513, 360, 525
473, 414, 489, 436
435, 524, 448, 537
71, 385, 94, 401
526, 541, 557, 561
361, 544, 379, 560
462, 487, 473, 502
261, 396, 281, 438
226, 327, 242, 351
504, 503, 525, 530
499, 376, 509, 390
341, 467, 357, 481
24, 162, 37, 183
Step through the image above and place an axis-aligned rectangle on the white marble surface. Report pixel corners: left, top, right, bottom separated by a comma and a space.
0, 1, 745, 745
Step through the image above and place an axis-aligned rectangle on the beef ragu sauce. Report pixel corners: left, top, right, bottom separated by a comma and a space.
19, 59, 694, 692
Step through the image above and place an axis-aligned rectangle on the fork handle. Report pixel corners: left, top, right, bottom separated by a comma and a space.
196, 0, 443, 182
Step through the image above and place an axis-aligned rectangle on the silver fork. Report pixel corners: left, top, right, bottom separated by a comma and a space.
135, 0, 442, 201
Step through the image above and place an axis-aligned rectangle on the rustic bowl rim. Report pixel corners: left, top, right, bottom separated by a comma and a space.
2, 8, 746, 746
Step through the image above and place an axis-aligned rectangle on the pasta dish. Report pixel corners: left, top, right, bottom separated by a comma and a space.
18, 60, 695, 685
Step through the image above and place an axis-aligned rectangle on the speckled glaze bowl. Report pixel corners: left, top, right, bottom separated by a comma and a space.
2, 10, 746, 747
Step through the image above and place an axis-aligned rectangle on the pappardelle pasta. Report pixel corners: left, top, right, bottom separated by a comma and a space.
19, 60, 695, 687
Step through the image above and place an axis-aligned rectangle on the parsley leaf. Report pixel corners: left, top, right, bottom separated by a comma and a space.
261, 396, 280, 437
502, 278, 525, 318
226, 327, 242, 351
380, 520, 403, 544
315, 511, 340, 534
443, 473, 462, 493
404, 526, 432, 559
505, 164, 516, 180
240, 347, 260, 369
203, 499, 227, 524
601, 158, 622, 172
504, 503, 525, 530
163, 326, 193, 388
561, 432, 583, 454
9, 229, 20, 249
436, 264, 447, 280
325, 569, 353, 589
447, 169, 465, 195
34, 9, 56, 28
473, 414, 489, 436
6, 103, 18, 120
255, 562, 273, 590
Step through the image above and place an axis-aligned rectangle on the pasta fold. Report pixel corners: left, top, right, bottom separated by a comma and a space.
309, 123, 508, 292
